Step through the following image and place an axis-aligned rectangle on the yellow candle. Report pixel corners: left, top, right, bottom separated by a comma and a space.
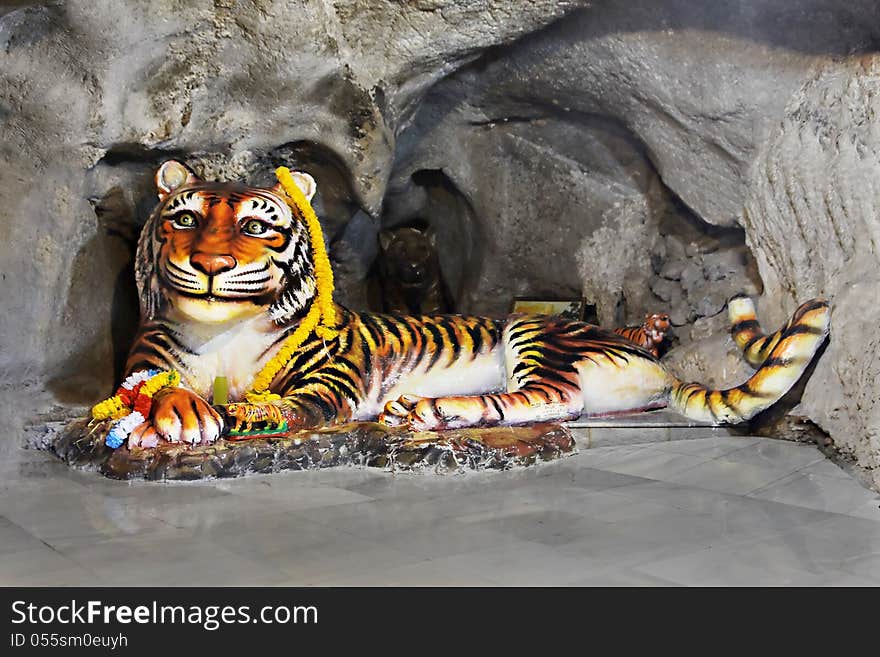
212, 376, 229, 406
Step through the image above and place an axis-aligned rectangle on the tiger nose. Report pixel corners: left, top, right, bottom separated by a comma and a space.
190, 253, 237, 276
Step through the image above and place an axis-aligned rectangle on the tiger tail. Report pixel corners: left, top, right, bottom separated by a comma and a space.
668, 296, 830, 423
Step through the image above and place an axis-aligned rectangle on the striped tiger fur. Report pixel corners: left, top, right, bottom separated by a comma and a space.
120, 160, 831, 446
613, 312, 671, 357
670, 296, 830, 423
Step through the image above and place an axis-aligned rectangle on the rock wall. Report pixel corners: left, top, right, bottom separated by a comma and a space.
383, 0, 874, 330
742, 57, 880, 487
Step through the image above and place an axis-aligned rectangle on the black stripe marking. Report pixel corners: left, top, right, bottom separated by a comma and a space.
310, 379, 344, 409
466, 323, 484, 358
731, 319, 761, 334
508, 326, 540, 348
126, 359, 162, 373
738, 381, 773, 398
526, 367, 575, 387
322, 368, 360, 399
359, 315, 385, 347
794, 300, 829, 318
160, 328, 198, 355
437, 319, 461, 365
190, 399, 205, 435
171, 405, 184, 430
381, 316, 403, 344
423, 322, 445, 371
129, 344, 179, 370
784, 325, 825, 337
297, 392, 337, 422
744, 334, 770, 352
259, 326, 296, 360
761, 356, 793, 368
488, 396, 505, 421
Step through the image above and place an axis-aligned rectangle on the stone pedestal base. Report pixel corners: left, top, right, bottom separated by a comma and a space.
52, 419, 577, 480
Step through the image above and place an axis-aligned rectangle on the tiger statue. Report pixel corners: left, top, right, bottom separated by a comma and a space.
376, 225, 451, 315
614, 312, 672, 358
121, 160, 831, 447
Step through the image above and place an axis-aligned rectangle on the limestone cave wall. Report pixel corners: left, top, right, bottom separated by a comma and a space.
1, 0, 879, 486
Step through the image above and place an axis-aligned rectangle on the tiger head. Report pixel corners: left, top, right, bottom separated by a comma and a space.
378, 225, 440, 288
136, 160, 319, 325
644, 312, 671, 344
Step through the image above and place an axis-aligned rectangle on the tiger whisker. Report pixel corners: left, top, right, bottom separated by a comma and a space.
165, 271, 203, 290
166, 259, 200, 282
165, 266, 196, 281
228, 262, 270, 279
162, 270, 204, 293
215, 288, 269, 295
218, 276, 271, 286
165, 274, 201, 289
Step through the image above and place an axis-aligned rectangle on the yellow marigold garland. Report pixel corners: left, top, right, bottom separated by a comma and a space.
244, 166, 339, 404
91, 395, 129, 421
140, 370, 181, 398
91, 370, 181, 421
91, 369, 181, 448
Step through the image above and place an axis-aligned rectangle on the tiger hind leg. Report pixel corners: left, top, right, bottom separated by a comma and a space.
378, 384, 583, 431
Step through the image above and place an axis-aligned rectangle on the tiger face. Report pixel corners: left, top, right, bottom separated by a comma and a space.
137, 160, 319, 325
644, 312, 671, 344
378, 226, 439, 287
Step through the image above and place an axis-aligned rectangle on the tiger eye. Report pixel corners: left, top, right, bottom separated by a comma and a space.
243, 219, 269, 236
173, 212, 196, 228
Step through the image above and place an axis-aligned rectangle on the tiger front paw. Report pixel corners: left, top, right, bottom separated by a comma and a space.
379, 395, 465, 431
378, 394, 424, 428
149, 387, 224, 445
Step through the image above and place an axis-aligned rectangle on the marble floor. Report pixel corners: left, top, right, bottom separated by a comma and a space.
1, 427, 879, 586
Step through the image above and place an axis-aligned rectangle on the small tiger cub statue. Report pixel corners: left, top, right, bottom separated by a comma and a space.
118, 160, 831, 447
614, 312, 672, 357
376, 225, 451, 315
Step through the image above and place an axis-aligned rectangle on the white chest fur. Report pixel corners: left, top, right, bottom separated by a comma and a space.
164, 315, 281, 402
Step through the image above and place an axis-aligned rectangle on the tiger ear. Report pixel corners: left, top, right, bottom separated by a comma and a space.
271, 171, 317, 202
378, 230, 394, 252
156, 160, 199, 200
423, 225, 437, 248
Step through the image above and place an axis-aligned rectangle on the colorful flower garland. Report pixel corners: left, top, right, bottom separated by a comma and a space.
244, 166, 339, 404
91, 369, 180, 448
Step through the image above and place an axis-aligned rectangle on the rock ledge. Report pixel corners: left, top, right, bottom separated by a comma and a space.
52, 419, 576, 480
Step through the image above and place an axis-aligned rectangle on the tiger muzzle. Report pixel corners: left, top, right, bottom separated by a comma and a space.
190, 253, 238, 276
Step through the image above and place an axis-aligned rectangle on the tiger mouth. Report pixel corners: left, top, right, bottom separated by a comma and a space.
169, 288, 277, 306
160, 271, 275, 305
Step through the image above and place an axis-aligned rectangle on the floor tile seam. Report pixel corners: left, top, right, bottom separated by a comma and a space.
29, 539, 110, 582
650, 512, 880, 570
276, 510, 426, 545
623, 538, 854, 583
580, 450, 739, 491
590, 445, 724, 472
837, 552, 880, 583
844, 506, 880, 523
593, 479, 857, 531
599, 449, 830, 500
273, 543, 422, 579
63, 535, 292, 581
741, 460, 872, 507
594, 514, 850, 566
